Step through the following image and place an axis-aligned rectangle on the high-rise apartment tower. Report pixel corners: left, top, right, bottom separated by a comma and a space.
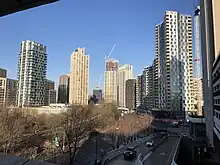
17, 40, 47, 107
156, 11, 193, 113
5, 78, 17, 107
104, 59, 118, 103
119, 64, 133, 107
44, 79, 55, 105
0, 68, 7, 107
58, 75, 69, 104
142, 66, 154, 109
125, 79, 136, 110
136, 75, 143, 108
93, 89, 102, 102
69, 48, 89, 105
0, 68, 7, 78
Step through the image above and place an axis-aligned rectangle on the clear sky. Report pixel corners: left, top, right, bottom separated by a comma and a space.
0, 0, 195, 94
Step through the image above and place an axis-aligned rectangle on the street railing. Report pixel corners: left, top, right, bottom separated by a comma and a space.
135, 153, 143, 165
171, 135, 182, 165
135, 135, 168, 165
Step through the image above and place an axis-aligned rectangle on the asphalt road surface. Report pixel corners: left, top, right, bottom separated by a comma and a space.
143, 136, 179, 165
151, 121, 189, 135
108, 134, 162, 165
107, 153, 137, 165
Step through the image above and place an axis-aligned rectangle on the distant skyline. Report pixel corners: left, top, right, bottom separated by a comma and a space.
0, 0, 195, 94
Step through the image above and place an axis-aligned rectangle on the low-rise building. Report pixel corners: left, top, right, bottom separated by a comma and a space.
24, 103, 71, 114
188, 114, 206, 141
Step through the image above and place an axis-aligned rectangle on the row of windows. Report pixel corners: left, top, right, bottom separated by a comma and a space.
214, 111, 220, 120
213, 67, 220, 81
214, 98, 220, 104
213, 83, 220, 92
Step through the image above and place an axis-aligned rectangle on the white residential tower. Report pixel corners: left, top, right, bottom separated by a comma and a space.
119, 64, 133, 107
17, 40, 47, 107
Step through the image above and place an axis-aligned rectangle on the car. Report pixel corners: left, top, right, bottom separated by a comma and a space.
146, 140, 154, 147
181, 133, 187, 137
170, 121, 179, 128
123, 146, 137, 160
160, 131, 166, 138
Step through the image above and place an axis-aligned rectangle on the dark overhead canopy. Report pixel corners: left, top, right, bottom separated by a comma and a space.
0, 0, 58, 17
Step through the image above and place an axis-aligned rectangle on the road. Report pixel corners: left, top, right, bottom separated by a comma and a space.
107, 144, 145, 165
151, 121, 190, 135
107, 121, 186, 165
143, 136, 179, 165
108, 134, 162, 165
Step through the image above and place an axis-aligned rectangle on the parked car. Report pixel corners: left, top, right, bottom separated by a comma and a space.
146, 140, 154, 147
123, 146, 137, 160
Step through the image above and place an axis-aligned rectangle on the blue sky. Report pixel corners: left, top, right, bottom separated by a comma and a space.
0, 0, 195, 94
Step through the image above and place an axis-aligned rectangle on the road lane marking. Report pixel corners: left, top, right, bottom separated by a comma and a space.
142, 151, 152, 162
166, 139, 179, 165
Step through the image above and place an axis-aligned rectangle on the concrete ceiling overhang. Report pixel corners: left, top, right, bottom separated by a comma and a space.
0, 0, 58, 17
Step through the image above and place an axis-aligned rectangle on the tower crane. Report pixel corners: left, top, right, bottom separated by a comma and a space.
105, 44, 116, 61
95, 44, 117, 89
96, 74, 103, 88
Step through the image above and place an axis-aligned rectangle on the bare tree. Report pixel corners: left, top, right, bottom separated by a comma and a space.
0, 108, 27, 154
0, 108, 52, 158
49, 105, 101, 165
0, 103, 116, 163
